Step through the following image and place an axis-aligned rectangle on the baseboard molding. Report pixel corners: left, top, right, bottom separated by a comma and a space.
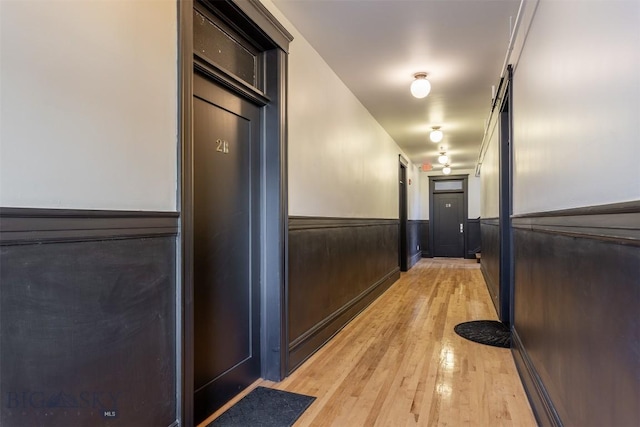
511, 329, 562, 427
480, 263, 499, 316
409, 251, 421, 268
288, 267, 400, 372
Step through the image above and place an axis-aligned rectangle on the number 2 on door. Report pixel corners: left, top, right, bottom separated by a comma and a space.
216, 139, 229, 154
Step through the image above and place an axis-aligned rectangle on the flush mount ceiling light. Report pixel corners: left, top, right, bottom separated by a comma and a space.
430, 126, 443, 143
411, 72, 431, 98
442, 164, 452, 175
438, 149, 449, 165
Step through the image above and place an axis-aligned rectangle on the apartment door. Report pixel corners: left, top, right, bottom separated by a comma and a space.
192, 72, 261, 422
433, 192, 465, 257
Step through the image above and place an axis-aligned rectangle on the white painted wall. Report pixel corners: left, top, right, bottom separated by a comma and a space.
0, 0, 177, 211
418, 169, 481, 220
407, 163, 421, 220
480, 117, 500, 219
261, 0, 416, 219
512, 0, 640, 214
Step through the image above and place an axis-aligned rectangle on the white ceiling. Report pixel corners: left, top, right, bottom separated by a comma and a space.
271, 0, 521, 171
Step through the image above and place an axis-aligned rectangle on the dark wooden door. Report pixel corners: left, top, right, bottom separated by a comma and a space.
193, 72, 261, 423
433, 193, 464, 257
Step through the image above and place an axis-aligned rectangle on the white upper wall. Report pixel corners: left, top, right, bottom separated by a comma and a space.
0, 0, 177, 211
262, 0, 414, 219
512, 0, 640, 214
480, 117, 500, 219
407, 163, 421, 220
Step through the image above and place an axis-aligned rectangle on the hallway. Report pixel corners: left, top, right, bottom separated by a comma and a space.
202, 259, 536, 426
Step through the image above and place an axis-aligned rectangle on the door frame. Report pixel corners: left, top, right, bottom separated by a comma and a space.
498, 65, 514, 326
428, 175, 469, 258
178, 1, 292, 425
398, 155, 409, 271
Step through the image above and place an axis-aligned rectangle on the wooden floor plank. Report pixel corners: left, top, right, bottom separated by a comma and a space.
200, 258, 536, 427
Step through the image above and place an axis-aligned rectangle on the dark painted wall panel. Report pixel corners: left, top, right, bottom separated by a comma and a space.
407, 220, 420, 269
288, 218, 399, 372
466, 218, 481, 258
480, 219, 500, 311
0, 209, 177, 427
418, 220, 430, 257
513, 227, 639, 427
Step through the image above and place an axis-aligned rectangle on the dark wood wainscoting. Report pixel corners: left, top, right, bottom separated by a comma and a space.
466, 218, 481, 258
288, 217, 400, 373
418, 220, 430, 258
511, 202, 639, 427
0, 208, 179, 427
479, 218, 500, 311
407, 220, 421, 269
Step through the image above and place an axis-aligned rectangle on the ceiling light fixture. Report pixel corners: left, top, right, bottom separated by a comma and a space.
430, 126, 443, 143
438, 149, 449, 165
442, 164, 452, 175
411, 72, 431, 98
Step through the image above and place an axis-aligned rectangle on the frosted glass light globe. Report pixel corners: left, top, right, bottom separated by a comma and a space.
443, 165, 452, 175
438, 154, 449, 164
430, 129, 443, 143
411, 74, 431, 98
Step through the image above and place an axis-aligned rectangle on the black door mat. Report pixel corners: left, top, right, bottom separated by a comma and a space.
454, 320, 511, 348
208, 386, 316, 427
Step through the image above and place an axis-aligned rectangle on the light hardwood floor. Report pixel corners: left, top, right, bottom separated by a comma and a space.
200, 258, 537, 426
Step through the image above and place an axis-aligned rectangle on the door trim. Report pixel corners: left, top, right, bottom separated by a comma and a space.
428, 175, 469, 258
398, 157, 408, 271
178, 1, 292, 425
498, 65, 514, 326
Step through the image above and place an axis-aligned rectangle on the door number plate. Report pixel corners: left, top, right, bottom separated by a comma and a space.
216, 139, 230, 154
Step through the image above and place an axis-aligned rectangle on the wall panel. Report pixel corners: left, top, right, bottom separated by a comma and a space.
0, 208, 178, 427
480, 219, 500, 313
418, 220, 430, 258
511, 203, 639, 427
287, 217, 399, 372
466, 218, 481, 258
407, 220, 421, 269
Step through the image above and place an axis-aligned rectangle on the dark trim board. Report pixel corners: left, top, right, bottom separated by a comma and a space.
287, 217, 400, 373
512, 200, 640, 245
0, 207, 178, 244
289, 217, 397, 230
0, 207, 179, 427
511, 202, 639, 427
